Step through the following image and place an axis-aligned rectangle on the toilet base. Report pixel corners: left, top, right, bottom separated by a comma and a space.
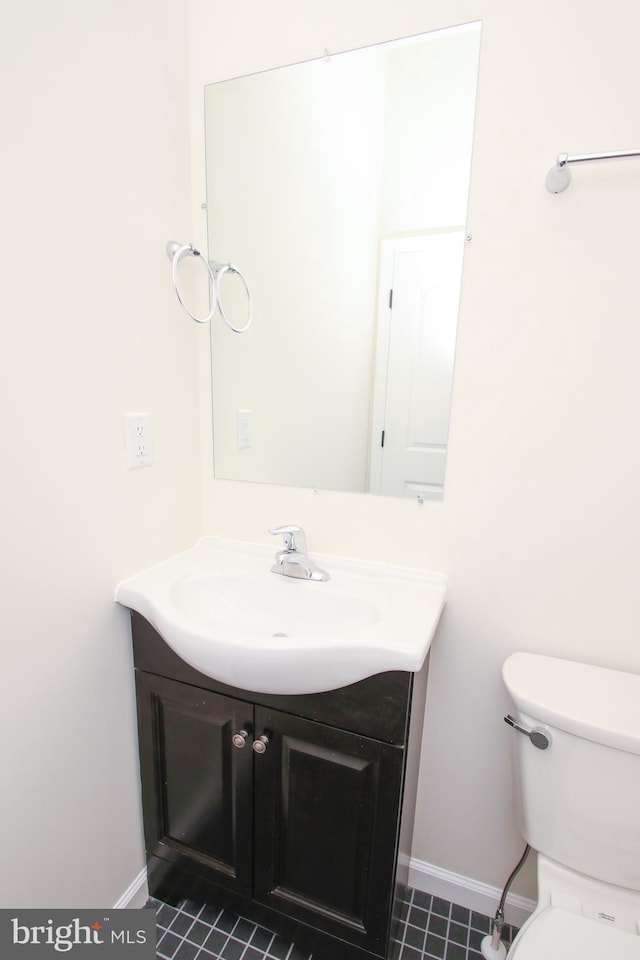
534, 855, 640, 935
505, 854, 640, 959
505, 905, 640, 959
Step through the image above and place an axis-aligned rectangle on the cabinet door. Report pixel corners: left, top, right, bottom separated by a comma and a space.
253, 707, 404, 955
135, 672, 253, 895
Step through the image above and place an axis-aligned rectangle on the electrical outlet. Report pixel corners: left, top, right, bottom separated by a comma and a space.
125, 412, 153, 468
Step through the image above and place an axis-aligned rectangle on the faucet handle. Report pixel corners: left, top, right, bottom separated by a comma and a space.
268, 524, 307, 553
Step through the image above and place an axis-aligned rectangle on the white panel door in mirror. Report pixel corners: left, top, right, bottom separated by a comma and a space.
369, 230, 465, 500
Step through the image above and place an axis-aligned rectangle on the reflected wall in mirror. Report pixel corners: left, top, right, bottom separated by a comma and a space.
205, 22, 481, 499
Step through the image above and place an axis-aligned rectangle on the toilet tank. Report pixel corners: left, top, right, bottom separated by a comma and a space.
502, 653, 640, 892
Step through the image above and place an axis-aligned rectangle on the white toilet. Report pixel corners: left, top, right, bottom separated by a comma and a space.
502, 651, 640, 958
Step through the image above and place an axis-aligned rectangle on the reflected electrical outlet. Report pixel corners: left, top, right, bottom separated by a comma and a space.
237, 409, 253, 449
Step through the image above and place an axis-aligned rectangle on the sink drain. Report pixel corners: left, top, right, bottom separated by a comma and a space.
272, 631, 288, 637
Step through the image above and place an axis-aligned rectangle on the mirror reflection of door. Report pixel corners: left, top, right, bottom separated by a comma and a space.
369, 231, 466, 499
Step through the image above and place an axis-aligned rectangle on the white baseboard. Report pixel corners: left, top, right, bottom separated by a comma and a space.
409, 857, 535, 929
112, 859, 535, 924
113, 868, 149, 909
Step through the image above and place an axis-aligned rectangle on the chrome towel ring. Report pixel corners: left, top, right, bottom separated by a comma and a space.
166, 241, 217, 324
166, 240, 253, 333
210, 260, 253, 334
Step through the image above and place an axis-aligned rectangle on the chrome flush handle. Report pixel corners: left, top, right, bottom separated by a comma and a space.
504, 715, 551, 750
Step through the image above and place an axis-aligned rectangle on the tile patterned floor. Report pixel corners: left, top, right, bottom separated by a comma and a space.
150, 888, 518, 960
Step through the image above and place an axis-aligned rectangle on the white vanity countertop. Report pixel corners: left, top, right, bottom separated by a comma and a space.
115, 537, 447, 695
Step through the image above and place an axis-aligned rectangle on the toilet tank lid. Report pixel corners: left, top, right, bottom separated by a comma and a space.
502, 653, 640, 756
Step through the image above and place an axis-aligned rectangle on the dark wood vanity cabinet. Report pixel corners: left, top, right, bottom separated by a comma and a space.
131, 613, 430, 960
135, 672, 254, 896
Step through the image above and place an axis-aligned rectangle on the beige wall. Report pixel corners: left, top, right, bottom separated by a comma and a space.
0, 0, 202, 906
191, 0, 640, 902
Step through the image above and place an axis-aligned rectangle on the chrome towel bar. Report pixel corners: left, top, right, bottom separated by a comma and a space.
546, 147, 640, 193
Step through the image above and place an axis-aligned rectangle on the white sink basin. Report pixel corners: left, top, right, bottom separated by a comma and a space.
115, 537, 446, 695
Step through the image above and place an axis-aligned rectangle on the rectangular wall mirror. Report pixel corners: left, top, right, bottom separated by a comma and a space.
205, 21, 481, 499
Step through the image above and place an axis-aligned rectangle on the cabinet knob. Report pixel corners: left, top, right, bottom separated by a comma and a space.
252, 735, 269, 755
232, 729, 249, 749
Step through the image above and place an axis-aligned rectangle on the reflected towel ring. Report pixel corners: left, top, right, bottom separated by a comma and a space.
210, 260, 253, 334
166, 240, 252, 332
166, 241, 217, 324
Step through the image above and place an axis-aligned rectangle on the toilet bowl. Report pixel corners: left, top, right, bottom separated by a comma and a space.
502, 653, 640, 958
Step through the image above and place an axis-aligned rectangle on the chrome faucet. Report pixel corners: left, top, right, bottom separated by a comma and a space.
268, 524, 330, 582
